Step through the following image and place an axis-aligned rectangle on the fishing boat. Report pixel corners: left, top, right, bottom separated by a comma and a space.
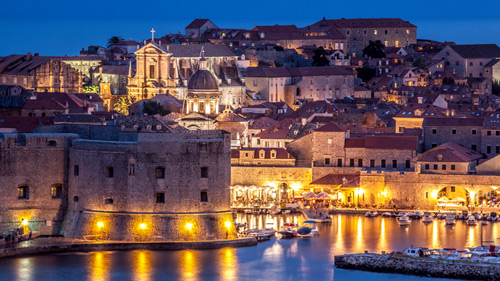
445, 213, 456, 225
277, 223, 298, 239
422, 213, 433, 223
381, 212, 392, 217
410, 210, 424, 219
365, 209, 378, 217
296, 220, 320, 238
466, 215, 477, 226
396, 214, 411, 226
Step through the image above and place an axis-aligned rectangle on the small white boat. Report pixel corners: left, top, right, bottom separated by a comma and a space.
445, 214, 456, 225
410, 210, 424, 219
396, 214, 411, 226
365, 209, 378, 217
381, 212, 392, 217
422, 213, 433, 223
466, 215, 477, 226
269, 205, 281, 215
296, 220, 319, 238
480, 220, 488, 225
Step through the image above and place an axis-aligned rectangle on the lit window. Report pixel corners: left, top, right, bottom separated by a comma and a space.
51, 185, 63, 199
18, 185, 29, 200
374, 30, 378, 35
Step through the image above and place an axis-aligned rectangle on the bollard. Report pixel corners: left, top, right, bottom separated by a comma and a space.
364, 250, 368, 254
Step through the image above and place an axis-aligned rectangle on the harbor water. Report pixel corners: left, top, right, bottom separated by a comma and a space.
0, 214, 498, 281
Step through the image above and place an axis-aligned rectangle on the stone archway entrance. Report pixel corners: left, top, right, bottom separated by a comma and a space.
437, 186, 470, 209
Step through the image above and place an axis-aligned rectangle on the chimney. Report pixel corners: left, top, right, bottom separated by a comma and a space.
437, 154, 443, 161
25, 53, 32, 61
417, 96, 423, 104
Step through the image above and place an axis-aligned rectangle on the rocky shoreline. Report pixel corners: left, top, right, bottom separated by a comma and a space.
0, 237, 257, 259
335, 253, 500, 280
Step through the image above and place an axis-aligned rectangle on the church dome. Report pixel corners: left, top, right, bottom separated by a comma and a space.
187, 69, 218, 92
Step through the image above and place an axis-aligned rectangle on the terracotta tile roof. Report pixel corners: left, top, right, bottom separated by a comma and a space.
186, 19, 213, 29
74, 93, 103, 103
215, 112, 247, 122
395, 103, 445, 118
248, 117, 278, 130
0, 55, 54, 76
245, 66, 353, 77
345, 138, 365, 148
26, 92, 87, 113
255, 118, 294, 139
311, 18, 416, 28
315, 121, 345, 132
422, 117, 483, 127
310, 174, 358, 186
418, 142, 483, 162
450, 44, 500, 59
0, 116, 54, 133
100, 65, 129, 76
365, 135, 418, 150
231, 147, 295, 160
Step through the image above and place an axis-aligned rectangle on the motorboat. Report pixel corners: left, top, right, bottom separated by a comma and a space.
296, 220, 319, 238
381, 212, 392, 217
445, 213, 456, 225
269, 205, 281, 215
436, 213, 447, 219
396, 214, 411, 226
365, 209, 379, 217
410, 210, 424, 219
487, 212, 498, 222
480, 220, 488, 225
277, 223, 297, 239
466, 215, 477, 226
422, 213, 433, 223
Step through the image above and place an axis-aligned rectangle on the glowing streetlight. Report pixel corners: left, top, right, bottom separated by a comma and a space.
21, 219, 28, 226
185, 222, 193, 231
97, 221, 104, 228
139, 223, 147, 230
225, 221, 231, 229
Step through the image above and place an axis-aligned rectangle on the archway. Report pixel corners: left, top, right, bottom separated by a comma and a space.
436, 186, 470, 208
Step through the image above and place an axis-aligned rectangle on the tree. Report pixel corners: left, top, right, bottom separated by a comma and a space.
114, 96, 133, 115
363, 40, 386, 59
493, 80, 500, 96
356, 67, 376, 82
83, 86, 99, 94
143, 101, 170, 116
107, 36, 124, 47
312, 47, 331, 67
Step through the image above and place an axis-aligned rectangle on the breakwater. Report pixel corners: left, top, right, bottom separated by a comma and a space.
335, 253, 500, 280
0, 237, 257, 259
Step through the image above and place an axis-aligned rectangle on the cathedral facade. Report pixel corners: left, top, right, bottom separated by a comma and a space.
126, 43, 247, 108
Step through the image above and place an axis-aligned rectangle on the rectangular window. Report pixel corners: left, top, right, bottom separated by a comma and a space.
18, 185, 29, 199
370, 159, 375, 168
337, 159, 343, 167
433, 164, 438, 170
487, 145, 492, 154
104, 198, 114, 205
350, 159, 355, 167
201, 167, 208, 178
425, 164, 429, 170
51, 185, 63, 198
149, 65, 155, 79
201, 191, 208, 202
496, 131, 499, 136
451, 186, 456, 192
487, 131, 492, 136
452, 129, 457, 135
358, 159, 363, 167
497, 145, 500, 154
392, 160, 398, 168
381, 159, 386, 168
324, 158, 330, 165
156, 192, 165, 203
451, 164, 456, 170
472, 129, 476, 135
432, 129, 437, 134
405, 160, 410, 169
128, 164, 135, 176
74, 165, 79, 176
432, 143, 437, 148
156, 167, 165, 179
442, 164, 446, 170
472, 144, 477, 151
106, 167, 114, 178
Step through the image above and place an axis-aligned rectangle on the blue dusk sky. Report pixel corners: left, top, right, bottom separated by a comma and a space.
1, 0, 500, 56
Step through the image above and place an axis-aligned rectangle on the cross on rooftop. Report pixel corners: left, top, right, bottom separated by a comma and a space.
151, 28, 156, 41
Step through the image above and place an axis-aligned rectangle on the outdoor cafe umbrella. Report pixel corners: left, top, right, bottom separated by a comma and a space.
304, 192, 317, 200
316, 191, 331, 200
437, 196, 449, 202
453, 197, 466, 202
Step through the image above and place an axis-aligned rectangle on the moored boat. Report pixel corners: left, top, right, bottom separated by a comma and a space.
296, 220, 320, 238
445, 213, 456, 225
422, 213, 433, 223
396, 214, 411, 226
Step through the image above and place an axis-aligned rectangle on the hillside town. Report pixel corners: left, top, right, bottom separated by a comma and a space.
1, 17, 500, 217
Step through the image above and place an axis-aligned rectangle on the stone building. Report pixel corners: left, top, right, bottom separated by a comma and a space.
244, 66, 354, 104
305, 18, 417, 57
59, 56, 103, 86
433, 44, 500, 78
422, 117, 483, 152
231, 148, 296, 167
0, 125, 235, 241
126, 43, 246, 108
0, 54, 83, 94
415, 142, 483, 175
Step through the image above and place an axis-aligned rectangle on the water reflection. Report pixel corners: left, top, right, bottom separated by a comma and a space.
88, 252, 111, 281
218, 247, 238, 281
179, 250, 199, 281
16, 257, 33, 281
132, 250, 152, 281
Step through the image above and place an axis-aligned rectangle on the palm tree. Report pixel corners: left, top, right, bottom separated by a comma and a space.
107, 36, 124, 47
114, 96, 133, 115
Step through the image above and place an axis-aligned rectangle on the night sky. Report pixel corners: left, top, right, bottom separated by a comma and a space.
1, 0, 500, 56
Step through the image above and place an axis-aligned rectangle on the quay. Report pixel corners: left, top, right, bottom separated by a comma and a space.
334, 253, 500, 280
0, 237, 257, 259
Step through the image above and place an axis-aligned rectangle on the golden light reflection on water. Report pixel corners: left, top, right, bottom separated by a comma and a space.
180, 250, 199, 281
132, 250, 152, 281
218, 248, 238, 281
467, 227, 475, 248
432, 220, 439, 248
89, 252, 111, 281
378, 218, 387, 251
16, 257, 33, 281
354, 217, 363, 252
